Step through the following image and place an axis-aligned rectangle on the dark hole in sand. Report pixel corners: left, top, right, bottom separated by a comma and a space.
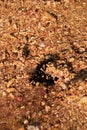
29, 54, 59, 87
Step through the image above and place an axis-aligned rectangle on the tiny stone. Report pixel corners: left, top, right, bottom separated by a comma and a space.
45, 105, 50, 112
20, 106, 25, 109
51, 91, 56, 95
16, 96, 23, 102
26, 125, 40, 130
55, 123, 59, 127
9, 93, 14, 99
2, 91, 7, 97
69, 57, 75, 62
7, 78, 15, 87
24, 119, 28, 125
40, 42, 45, 47
13, 23, 17, 29
41, 101, 45, 106
38, 111, 42, 116
18, 127, 24, 130
36, 82, 40, 86
6, 88, 15, 93
61, 84, 67, 90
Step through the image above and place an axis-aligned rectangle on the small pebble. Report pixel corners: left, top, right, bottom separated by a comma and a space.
7, 78, 15, 87
16, 96, 23, 102
61, 84, 67, 90
41, 101, 45, 106
45, 105, 50, 112
20, 106, 25, 109
9, 93, 14, 99
40, 42, 45, 47
24, 119, 28, 125
6, 88, 15, 93
69, 57, 75, 62
18, 127, 24, 130
26, 125, 40, 130
38, 111, 42, 116
2, 91, 7, 97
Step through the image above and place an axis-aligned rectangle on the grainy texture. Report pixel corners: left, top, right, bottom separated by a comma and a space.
0, 0, 87, 130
